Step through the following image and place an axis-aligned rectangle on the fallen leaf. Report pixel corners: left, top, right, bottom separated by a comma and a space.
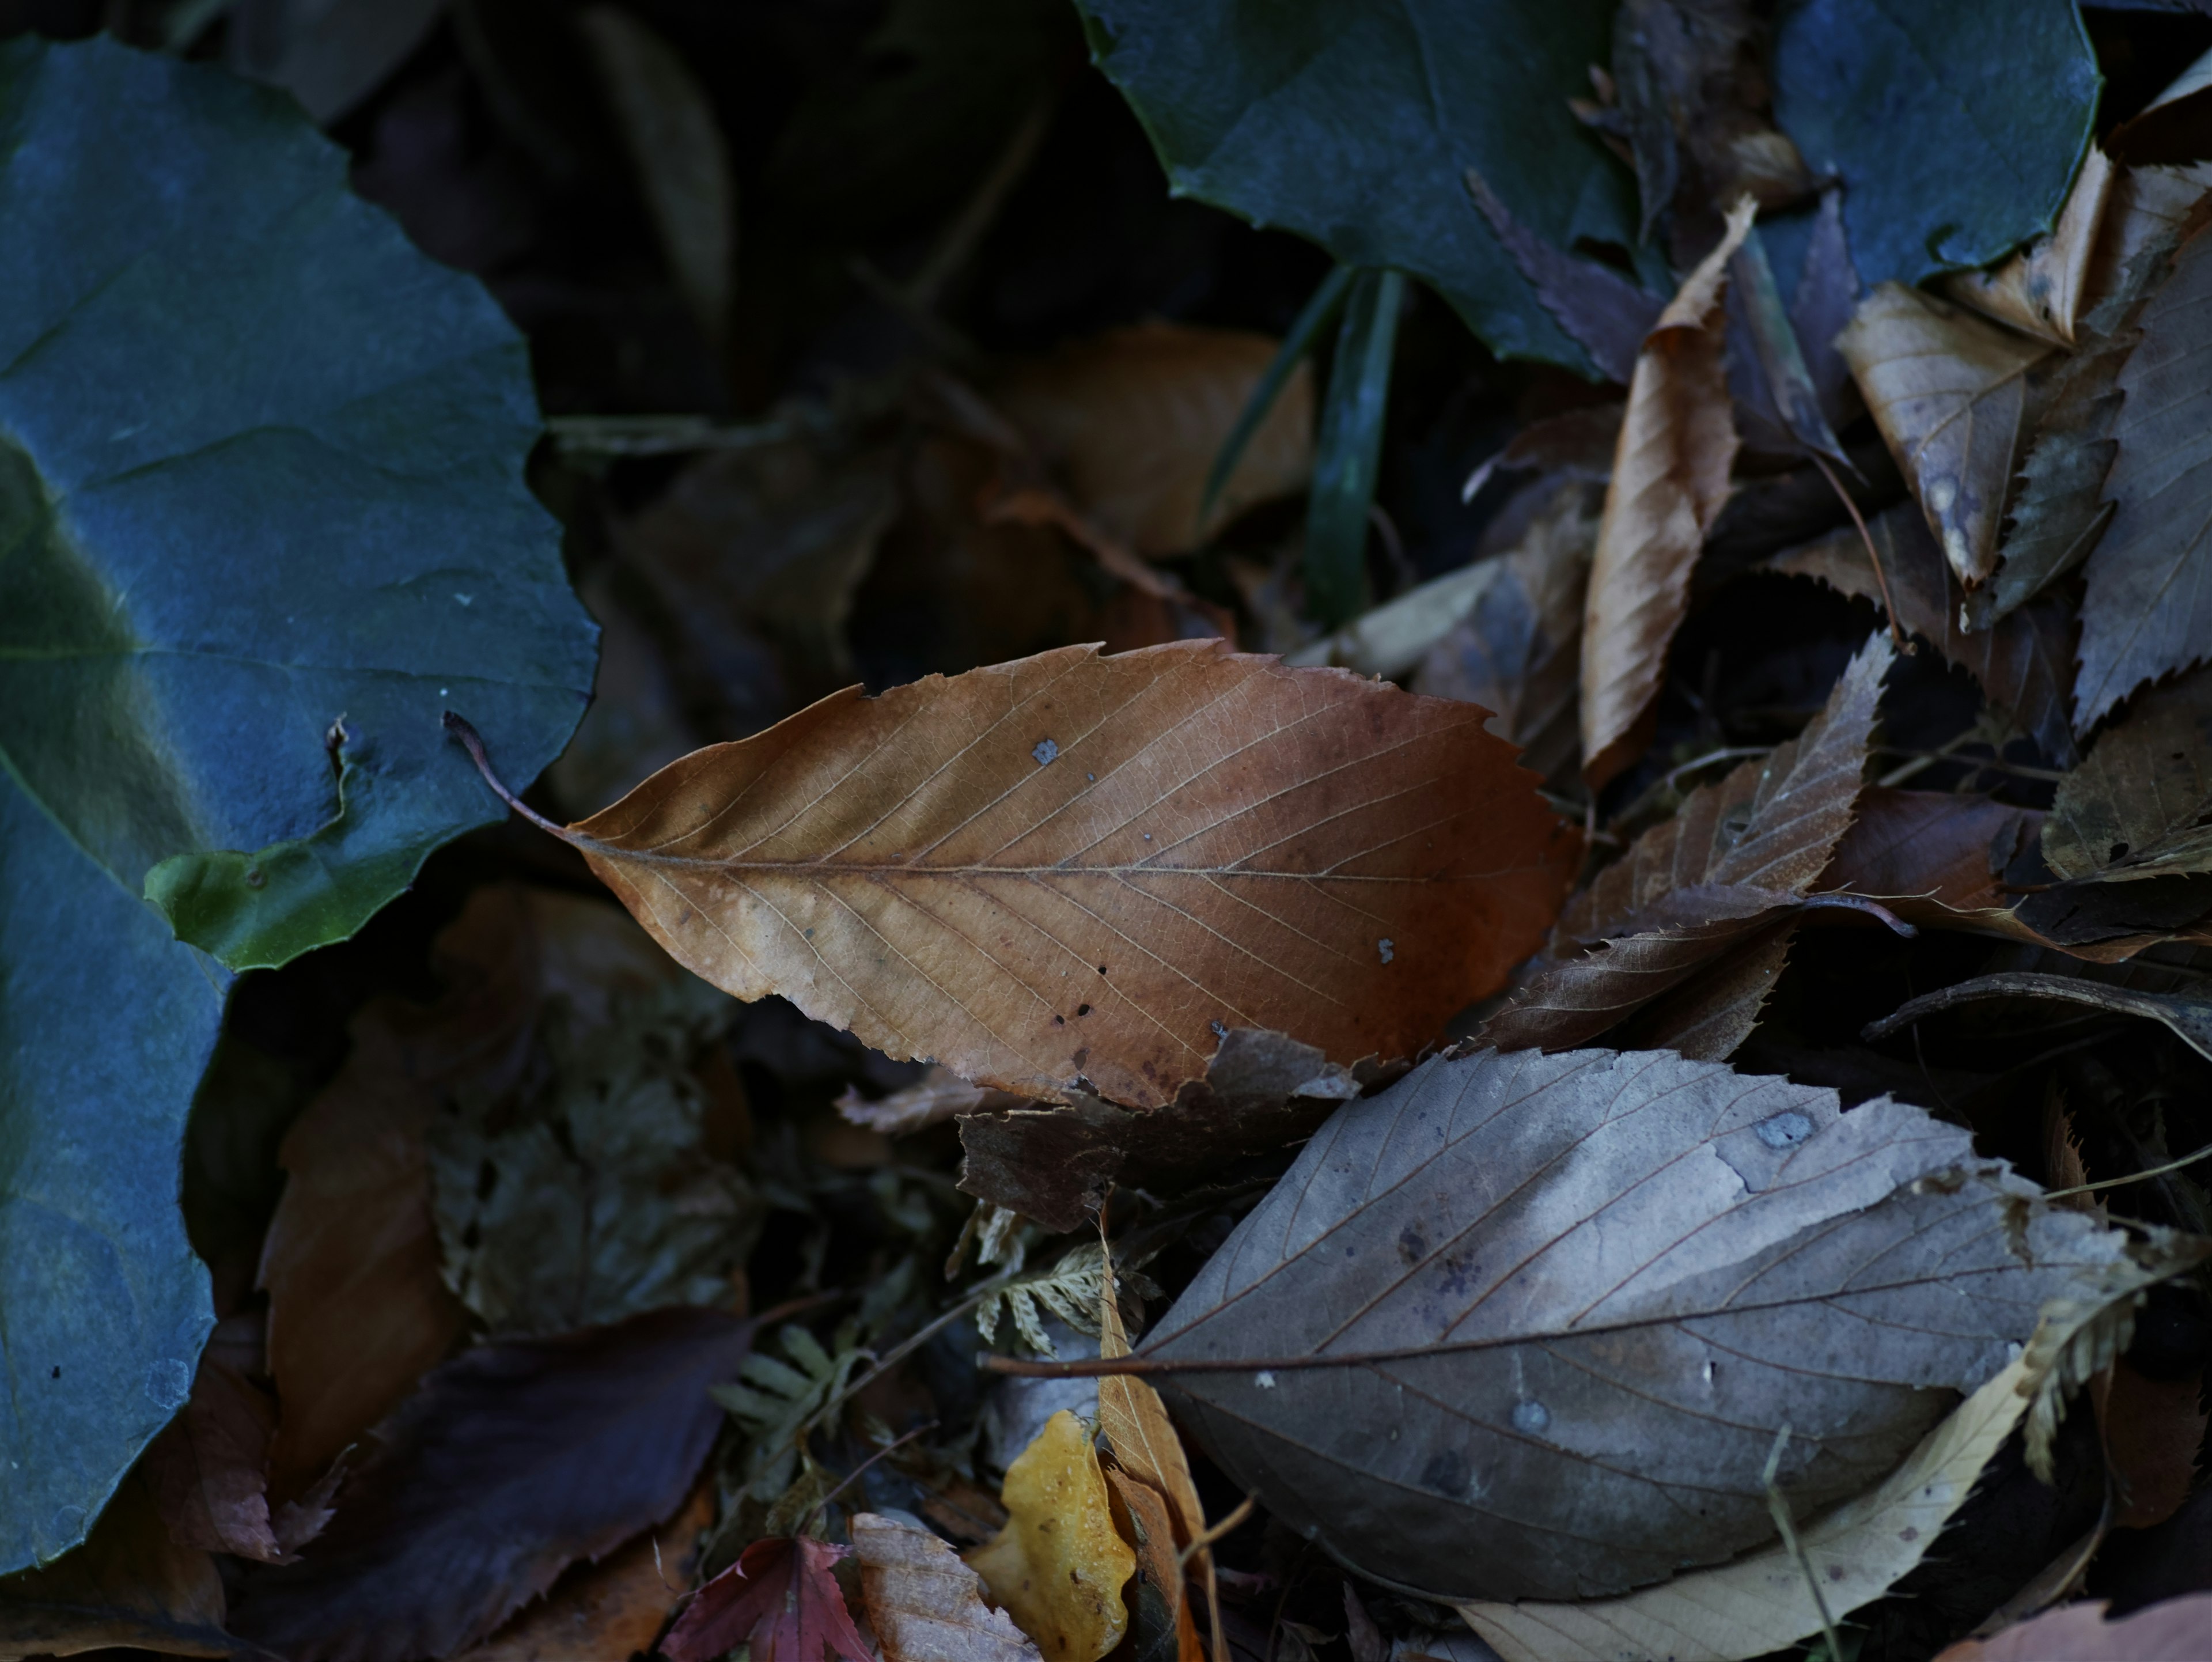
427, 971, 762, 1337
1460, 1351, 2036, 1662
1103, 1472, 1200, 1662
1823, 787, 2043, 932
1608, 916, 1796, 1060
2101, 1358, 2207, 1532
260, 885, 672, 1501
1413, 479, 1600, 791
840, 1067, 1029, 1138
966, 1410, 1135, 1662
661, 1535, 872, 1662
991, 323, 1314, 556
1932, 1592, 2212, 1660
956, 1027, 1372, 1232
1773, 502, 2076, 764
1462, 169, 1662, 387
578, 6, 734, 347
852, 1512, 1041, 1662
2041, 665, 2212, 884
1142, 1044, 2190, 1601
1790, 187, 1862, 433
2106, 40, 2212, 165
224, 0, 448, 126
1459, 404, 1623, 502
1285, 556, 1518, 682
1865, 970, 2212, 1065
1836, 282, 2050, 588
0, 1468, 230, 1660
142, 1318, 290, 1563
1485, 632, 1891, 1051
1942, 146, 2115, 346
457, 1483, 713, 1661
1581, 197, 1755, 788
533, 639, 1577, 1110
230, 1306, 755, 1662
2076, 221, 2212, 725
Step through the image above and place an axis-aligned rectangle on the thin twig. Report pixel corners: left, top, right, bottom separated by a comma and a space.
1812, 452, 1909, 652
1763, 1425, 1845, 1662
444, 713, 588, 845
806, 1421, 940, 1535
1177, 1494, 1258, 1571
2045, 1139, 2212, 1199
1875, 745, 2068, 784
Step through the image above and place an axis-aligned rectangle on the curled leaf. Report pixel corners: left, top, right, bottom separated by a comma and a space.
853, 1512, 1041, 1662
662, 1535, 872, 1662
967, 1410, 1135, 1662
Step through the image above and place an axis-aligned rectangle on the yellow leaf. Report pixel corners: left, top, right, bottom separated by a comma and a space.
967, 1411, 1136, 1662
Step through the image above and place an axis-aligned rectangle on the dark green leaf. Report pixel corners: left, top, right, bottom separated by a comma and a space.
1771, 0, 2100, 290
0, 37, 594, 1569
1075, 0, 1645, 372
1305, 269, 1402, 629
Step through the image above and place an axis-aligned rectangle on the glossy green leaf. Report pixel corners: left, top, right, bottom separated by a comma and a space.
1771, 0, 2100, 289
1073, 0, 1643, 373
0, 38, 595, 1569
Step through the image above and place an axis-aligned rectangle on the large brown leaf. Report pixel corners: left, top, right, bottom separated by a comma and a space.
231, 1307, 753, 1662
1774, 502, 2076, 763
259, 887, 675, 1501
2042, 665, 2212, 883
1581, 199, 1754, 789
1836, 283, 2049, 588
1134, 1046, 2188, 1603
1484, 632, 1891, 1052
531, 641, 1577, 1110
2077, 222, 2212, 726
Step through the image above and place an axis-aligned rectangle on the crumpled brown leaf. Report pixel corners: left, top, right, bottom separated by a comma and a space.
2042, 662, 2212, 885
1581, 198, 1755, 788
259, 885, 676, 1502
1142, 1044, 2197, 1603
548, 639, 1577, 1111
1836, 282, 2050, 589
232, 1307, 755, 1662
956, 1027, 1379, 1232
852, 1512, 1041, 1662
1941, 146, 2115, 347
1485, 631, 1891, 1054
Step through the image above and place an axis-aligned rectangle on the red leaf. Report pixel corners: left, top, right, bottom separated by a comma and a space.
663, 1536, 874, 1662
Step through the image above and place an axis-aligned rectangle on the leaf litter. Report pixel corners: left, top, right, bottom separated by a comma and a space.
27, 9, 2212, 1662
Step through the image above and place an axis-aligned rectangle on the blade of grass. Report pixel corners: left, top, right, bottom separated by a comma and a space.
1306, 268, 1404, 629
1199, 263, 1355, 525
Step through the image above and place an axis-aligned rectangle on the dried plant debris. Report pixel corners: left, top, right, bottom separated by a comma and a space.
1142, 1045, 2203, 1603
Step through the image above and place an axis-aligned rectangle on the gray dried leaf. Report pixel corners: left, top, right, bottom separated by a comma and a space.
2041, 665, 2212, 883
429, 976, 761, 1338
1143, 1046, 2181, 1603
1865, 969, 2212, 1063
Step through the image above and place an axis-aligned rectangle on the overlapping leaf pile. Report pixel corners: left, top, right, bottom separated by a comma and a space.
10, 7, 2212, 1662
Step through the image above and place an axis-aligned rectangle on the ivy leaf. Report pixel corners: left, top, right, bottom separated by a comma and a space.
0, 38, 593, 1570
1071, 0, 1648, 373
1771, 0, 2101, 290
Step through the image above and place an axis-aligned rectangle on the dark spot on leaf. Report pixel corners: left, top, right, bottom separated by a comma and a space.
1397, 1224, 1427, 1263
1419, 1449, 1470, 1498
1053, 1014, 1065, 1025
1077, 1003, 1091, 1016
2109, 842, 2130, 863
51, 1365, 59, 1379
244, 867, 265, 888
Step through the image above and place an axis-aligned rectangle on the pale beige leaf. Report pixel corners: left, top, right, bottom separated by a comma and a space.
1942, 146, 2114, 346
1935, 1593, 2212, 1662
559, 640, 1577, 1110
1285, 558, 1515, 680
579, 6, 734, 346
853, 1512, 1041, 1662
1581, 199, 1755, 789
991, 323, 1313, 556
839, 1066, 1026, 1137
1837, 283, 2050, 586
1456, 1354, 2035, 1662
1099, 1253, 1206, 1554
2081, 161, 2212, 313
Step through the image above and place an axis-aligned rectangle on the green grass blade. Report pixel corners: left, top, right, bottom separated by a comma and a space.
1305, 268, 1404, 630
1200, 262, 1357, 525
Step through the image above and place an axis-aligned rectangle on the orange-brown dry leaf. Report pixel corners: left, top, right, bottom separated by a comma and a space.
1582, 198, 1755, 790
853, 1511, 1042, 1662
563, 640, 1577, 1108
1102, 1471, 1202, 1662
991, 323, 1313, 556
1836, 283, 2050, 587
2100, 1358, 2208, 1530
966, 1410, 1136, 1662
260, 887, 673, 1499
455, 1483, 713, 1661
1941, 146, 2115, 346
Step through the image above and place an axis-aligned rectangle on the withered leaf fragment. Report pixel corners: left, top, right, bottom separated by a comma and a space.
1931, 1592, 2212, 1661
1581, 198, 1754, 789
2041, 666, 2212, 883
1142, 1045, 2190, 1603
1865, 971, 2212, 1065
1837, 283, 2049, 588
851, 1513, 1041, 1662
1774, 502, 2075, 763
1462, 171, 1661, 387
956, 1027, 1370, 1232
231, 1307, 753, 1662
1941, 146, 2115, 347
2076, 222, 2212, 726
661, 1535, 872, 1662
536, 641, 1576, 1110
142, 1322, 297, 1564
0, 1471, 230, 1659
1486, 632, 1891, 1053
